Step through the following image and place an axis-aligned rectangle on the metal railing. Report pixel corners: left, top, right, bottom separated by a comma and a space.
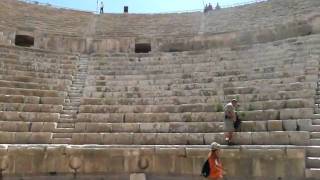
18, 0, 269, 14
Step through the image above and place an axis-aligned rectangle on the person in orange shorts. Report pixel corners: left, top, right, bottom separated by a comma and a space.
208, 142, 224, 180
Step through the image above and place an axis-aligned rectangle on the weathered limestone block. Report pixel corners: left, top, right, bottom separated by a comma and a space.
72, 133, 86, 144
86, 123, 112, 133
23, 96, 40, 104
297, 119, 312, 131
285, 99, 313, 108
139, 123, 169, 133
241, 110, 279, 121
112, 123, 140, 133
252, 121, 267, 132
252, 132, 269, 145
15, 132, 32, 144
288, 131, 310, 145
269, 132, 290, 145
15, 122, 30, 132
102, 133, 133, 145
168, 122, 188, 133
282, 120, 297, 131
126, 113, 169, 123
133, 133, 157, 145
29, 132, 52, 144
0, 95, 24, 103
45, 146, 69, 173
0, 121, 17, 132
74, 123, 87, 133
40, 97, 64, 105
191, 112, 224, 122
233, 132, 252, 145
241, 121, 254, 132
0, 132, 15, 143
155, 147, 185, 156
156, 133, 187, 145
204, 133, 225, 145
280, 108, 313, 119
187, 133, 204, 145
267, 120, 283, 131
85, 133, 102, 144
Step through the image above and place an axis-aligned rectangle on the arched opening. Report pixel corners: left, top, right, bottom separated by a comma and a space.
15, 35, 34, 47
135, 43, 151, 53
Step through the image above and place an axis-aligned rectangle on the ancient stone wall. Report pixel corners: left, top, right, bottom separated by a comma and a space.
0, 145, 306, 180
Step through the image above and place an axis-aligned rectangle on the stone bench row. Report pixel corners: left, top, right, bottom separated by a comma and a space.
89, 51, 315, 68
88, 62, 318, 78
85, 83, 314, 98
0, 111, 59, 122
0, 87, 66, 97
0, 80, 69, 91
0, 51, 78, 63
0, 64, 76, 75
0, 95, 64, 105
80, 97, 313, 110
0, 121, 56, 132
80, 106, 313, 126
0, 69, 73, 80
0, 103, 62, 113
87, 70, 316, 86
77, 108, 313, 121
0, 58, 78, 70
88, 66, 316, 82
89, 58, 315, 75
89, 49, 307, 66
0, 74, 72, 89
71, 132, 310, 145
72, 119, 311, 133
0, 132, 51, 144
85, 76, 316, 94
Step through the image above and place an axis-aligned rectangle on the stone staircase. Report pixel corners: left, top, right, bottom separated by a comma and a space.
305, 80, 320, 179
52, 55, 89, 144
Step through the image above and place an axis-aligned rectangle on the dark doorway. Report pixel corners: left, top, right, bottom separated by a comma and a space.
15, 35, 34, 47
135, 43, 151, 53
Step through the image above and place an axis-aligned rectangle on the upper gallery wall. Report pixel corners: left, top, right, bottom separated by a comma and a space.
0, 0, 320, 53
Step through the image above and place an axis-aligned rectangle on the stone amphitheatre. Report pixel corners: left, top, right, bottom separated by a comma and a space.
0, 0, 320, 179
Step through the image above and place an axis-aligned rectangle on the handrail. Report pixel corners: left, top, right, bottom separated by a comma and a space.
18, 0, 269, 14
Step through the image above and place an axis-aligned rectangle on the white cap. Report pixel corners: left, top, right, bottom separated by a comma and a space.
210, 142, 221, 150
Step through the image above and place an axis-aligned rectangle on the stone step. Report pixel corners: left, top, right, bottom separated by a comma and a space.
311, 132, 320, 139
307, 157, 320, 168
62, 110, 78, 114
60, 114, 73, 118
314, 108, 320, 114
63, 106, 78, 111
307, 146, 320, 157
52, 133, 73, 138
306, 168, 320, 179
58, 118, 74, 122
52, 138, 72, 144
311, 139, 320, 146
313, 119, 320, 125
311, 114, 320, 119
64, 102, 80, 106
53, 128, 74, 133
312, 125, 320, 132
57, 123, 75, 128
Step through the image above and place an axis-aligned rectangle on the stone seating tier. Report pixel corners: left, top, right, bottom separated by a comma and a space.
76, 109, 313, 122
0, 131, 310, 145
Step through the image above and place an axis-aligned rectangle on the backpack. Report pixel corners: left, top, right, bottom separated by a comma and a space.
201, 159, 210, 177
